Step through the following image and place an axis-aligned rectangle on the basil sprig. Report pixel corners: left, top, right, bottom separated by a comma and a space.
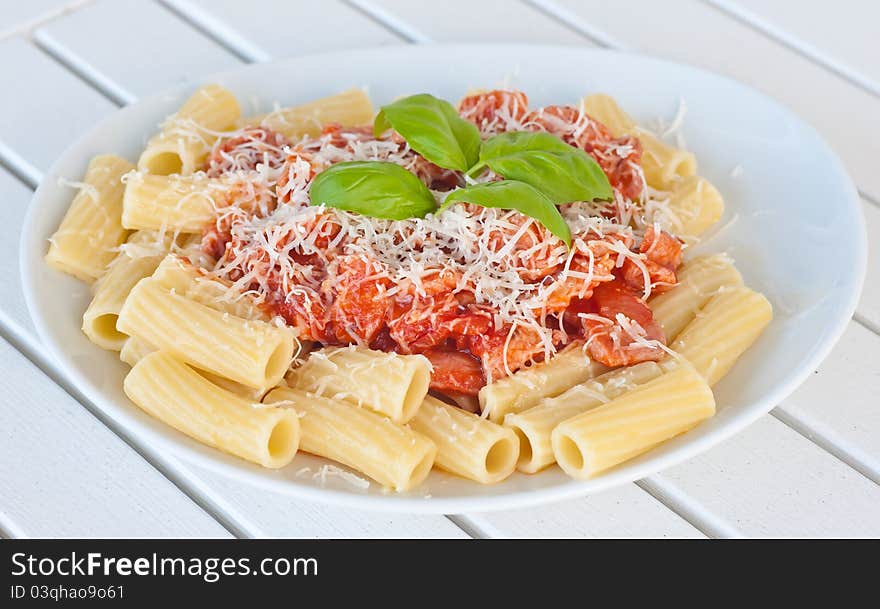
443, 181, 572, 247
309, 161, 436, 220
471, 131, 614, 204
374, 94, 481, 172
312, 94, 615, 245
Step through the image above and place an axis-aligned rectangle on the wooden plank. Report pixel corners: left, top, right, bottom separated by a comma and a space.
715, 0, 880, 95
539, 0, 880, 202
163, 0, 402, 62
33, 0, 243, 103
179, 465, 469, 538
648, 416, 880, 537
0, 36, 115, 183
462, 485, 705, 538
0, 307, 230, 537
15, 0, 878, 539
0, 28, 464, 540
361, 0, 588, 44
775, 322, 880, 483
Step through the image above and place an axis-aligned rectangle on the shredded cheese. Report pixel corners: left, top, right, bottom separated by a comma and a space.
168, 89, 688, 392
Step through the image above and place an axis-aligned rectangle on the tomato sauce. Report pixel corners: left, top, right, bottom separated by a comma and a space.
204, 91, 680, 396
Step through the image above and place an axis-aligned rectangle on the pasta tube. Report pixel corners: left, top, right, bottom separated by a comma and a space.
505, 361, 663, 474
478, 344, 606, 422
665, 175, 725, 237
138, 84, 241, 175
649, 254, 743, 341
122, 172, 221, 232
581, 93, 696, 189
151, 254, 271, 321
82, 231, 169, 350
46, 155, 134, 282
120, 336, 267, 401
124, 351, 299, 468
284, 347, 430, 424
119, 336, 156, 367
410, 396, 519, 484
580, 92, 635, 135
117, 278, 295, 391
263, 387, 436, 491
671, 286, 772, 386
247, 88, 374, 139
552, 362, 715, 478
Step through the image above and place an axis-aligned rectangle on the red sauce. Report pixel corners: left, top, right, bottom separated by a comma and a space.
207, 91, 679, 396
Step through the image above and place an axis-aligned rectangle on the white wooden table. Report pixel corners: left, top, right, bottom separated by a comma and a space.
1, 0, 877, 539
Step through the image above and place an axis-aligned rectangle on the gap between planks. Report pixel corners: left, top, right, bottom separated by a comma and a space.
343, 0, 430, 43
34, 30, 134, 105
157, 0, 264, 64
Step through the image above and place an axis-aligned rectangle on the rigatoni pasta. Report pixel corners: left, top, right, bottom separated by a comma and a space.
138, 84, 241, 175
581, 93, 697, 190
117, 278, 295, 391
410, 396, 519, 484
119, 336, 155, 367
125, 351, 299, 468
82, 232, 168, 350
552, 362, 715, 478
284, 346, 430, 423
263, 386, 436, 491
46, 155, 134, 282
119, 336, 267, 401
664, 175, 725, 238
151, 254, 272, 321
670, 286, 773, 386
122, 172, 221, 232
505, 361, 663, 474
48, 84, 774, 489
649, 254, 743, 340
478, 345, 605, 423
247, 88, 374, 139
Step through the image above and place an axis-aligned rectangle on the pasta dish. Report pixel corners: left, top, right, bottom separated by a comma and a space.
45, 85, 772, 491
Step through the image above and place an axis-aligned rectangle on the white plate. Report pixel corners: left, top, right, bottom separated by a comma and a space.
21, 45, 867, 513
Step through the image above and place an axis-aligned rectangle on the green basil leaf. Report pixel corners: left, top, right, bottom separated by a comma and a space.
477, 131, 576, 164
443, 181, 572, 247
373, 109, 391, 136
474, 131, 614, 203
373, 93, 481, 172
310, 161, 437, 220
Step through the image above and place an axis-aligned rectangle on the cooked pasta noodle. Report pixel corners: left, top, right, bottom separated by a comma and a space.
410, 396, 519, 483
139, 84, 241, 175
125, 351, 299, 468
263, 386, 436, 491
505, 361, 663, 473
552, 362, 715, 478
46, 155, 134, 282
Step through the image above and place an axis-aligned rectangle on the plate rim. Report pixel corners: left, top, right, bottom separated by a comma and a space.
20, 44, 868, 513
